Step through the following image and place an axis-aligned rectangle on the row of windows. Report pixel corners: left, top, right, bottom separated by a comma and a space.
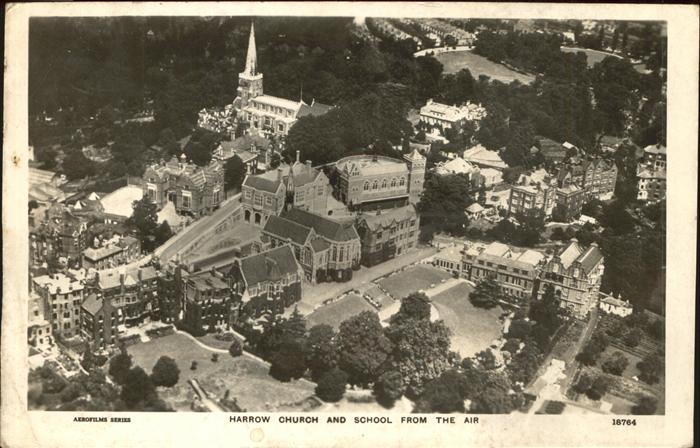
363, 177, 405, 191
251, 102, 294, 118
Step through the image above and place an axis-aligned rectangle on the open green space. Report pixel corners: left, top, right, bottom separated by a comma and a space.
128, 333, 314, 412
378, 265, 451, 300
306, 294, 376, 330
430, 282, 504, 358
433, 50, 535, 84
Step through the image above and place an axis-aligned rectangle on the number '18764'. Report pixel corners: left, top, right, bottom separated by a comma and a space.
612, 419, 636, 426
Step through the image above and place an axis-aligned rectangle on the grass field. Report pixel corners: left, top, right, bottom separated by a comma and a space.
434, 50, 535, 84
378, 265, 452, 300
306, 294, 376, 330
560, 47, 620, 67
430, 282, 504, 357
128, 333, 314, 412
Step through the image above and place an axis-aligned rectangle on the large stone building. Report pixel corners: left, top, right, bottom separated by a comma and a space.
241, 153, 331, 226
30, 203, 88, 267
81, 293, 121, 349
181, 269, 234, 332
262, 208, 361, 283
198, 22, 332, 139
508, 171, 558, 218
92, 266, 160, 328
556, 157, 618, 201
82, 236, 141, 270
333, 150, 426, 211
226, 245, 303, 318
537, 239, 605, 318
355, 205, 420, 267
419, 99, 487, 132
554, 184, 586, 222
143, 156, 225, 217
636, 144, 666, 202
462, 241, 545, 299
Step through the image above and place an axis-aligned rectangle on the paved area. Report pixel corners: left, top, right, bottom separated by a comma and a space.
294, 246, 438, 316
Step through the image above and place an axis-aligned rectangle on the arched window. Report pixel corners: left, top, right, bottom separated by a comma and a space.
399, 177, 405, 187
372, 180, 378, 190
381, 179, 387, 189
364, 182, 370, 191
244, 210, 251, 222
254, 213, 261, 225
391, 178, 397, 188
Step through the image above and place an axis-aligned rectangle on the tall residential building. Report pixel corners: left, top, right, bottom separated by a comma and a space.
81, 293, 121, 349
28, 291, 53, 351
333, 151, 426, 211
32, 272, 86, 338
508, 170, 558, 218
92, 266, 160, 327
537, 239, 604, 318
181, 269, 234, 332
262, 208, 361, 283
554, 184, 586, 222
143, 156, 225, 217
29, 203, 88, 267
240, 153, 331, 227
462, 241, 545, 299
556, 157, 618, 201
355, 205, 420, 267
636, 144, 666, 202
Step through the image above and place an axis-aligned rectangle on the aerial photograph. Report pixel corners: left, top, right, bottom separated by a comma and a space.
26, 16, 666, 415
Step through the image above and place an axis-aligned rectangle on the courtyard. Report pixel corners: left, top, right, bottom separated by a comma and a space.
377, 264, 452, 300
128, 333, 314, 412
433, 50, 535, 83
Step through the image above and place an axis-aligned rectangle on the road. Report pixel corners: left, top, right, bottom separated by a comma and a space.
189, 379, 227, 412
155, 193, 241, 262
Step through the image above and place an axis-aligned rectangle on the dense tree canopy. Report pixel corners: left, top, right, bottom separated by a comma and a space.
336, 311, 393, 387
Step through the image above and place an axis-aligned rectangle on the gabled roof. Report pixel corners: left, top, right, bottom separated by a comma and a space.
576, 243, 604, 274
263, 215, 313, 245
298, 101, 333, 118
310, 237, 331, 252
282, 208, 359, 242
466, 202, 485, 213
558, 240, 583, 268
358, 205, 417, 230
238, 245, 300, 286
242, 175, 283, 194
81, 293, 103, 316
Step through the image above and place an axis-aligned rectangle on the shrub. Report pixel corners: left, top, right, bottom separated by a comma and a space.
315, 368, 349, 403
573, 373, 593, 394
601, 351, 629, 376
544, 401, 566, 414
373, 370, 405, 408
190, 361, 198, 371
623, 328, 643, 348
631, 396, 658, 415
215, 332, 237, 342
211, 354, 219, 363
229, 340, 243, 357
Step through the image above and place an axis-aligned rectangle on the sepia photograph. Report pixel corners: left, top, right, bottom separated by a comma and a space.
3, 2, 697, 448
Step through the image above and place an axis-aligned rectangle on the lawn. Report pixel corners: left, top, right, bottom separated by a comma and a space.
430, 282, 504, 357
128, 333, 314, 412
434, 50, 535, 84
378, 265, 452, 300
561, 47, 621, 67
306, 294, 376, 330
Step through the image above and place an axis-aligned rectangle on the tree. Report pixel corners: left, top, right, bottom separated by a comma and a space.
62, 150, 97, 180
413, 370, 468, 413
385, 318, 452, 397
373, 370, 405, 408
121, 367, 156, 409
269, 340, 307, 382
154, 221, 173, 246
229, 340, 243, 357
585, 375, 609, 400
127, 196, 159, 252
507, 319, 532, 340
606, 319, 627, 338
469, 277, 503, 309
269, 152, 282, 169
224, 155, 246, 191
337, 311, 393, 387
573, 372, 593, 394
390, 292, 431, 325
631, 396, 658, 415
315, 368, 348, 403
601, 351, 629, 376
108, 347, 132, 385
29, 200, 39, 211
150, 356, 180, 388
529, 284, 562, 337
470, 386, 515, 414
636, 352, 663, 385
304, 324, 338, 381
508, 343, 544, 385
623, 328, 644, 348
81, 348, 96, 371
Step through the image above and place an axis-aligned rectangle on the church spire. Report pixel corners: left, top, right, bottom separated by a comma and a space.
244, 20, 258, 76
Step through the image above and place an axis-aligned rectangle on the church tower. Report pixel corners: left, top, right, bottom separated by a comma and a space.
404, 149, 426, 205
237, 21, 264, 109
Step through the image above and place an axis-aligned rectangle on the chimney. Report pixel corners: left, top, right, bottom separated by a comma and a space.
305, 160, 312, 170
372, 154, 378, 163
277, 168, 283, 181
119, 272, 125, 286
295, 150, 300, 163
138, 268, 143, 282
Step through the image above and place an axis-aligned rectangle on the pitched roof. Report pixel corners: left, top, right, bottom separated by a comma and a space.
282, 208, 359, 242
84, 244, 123, 261
576, 243, 604, 274
466, 202, 485, 213
644, 144, 666, 155
358, 205, 416, 230
242, 174, 283, 194
310, 237, 331, 252
238, 245, 300, 285
263, 215, 312, 245
298, 101, 333, 118
558, 240, 583, 268
81, 293, 103, 316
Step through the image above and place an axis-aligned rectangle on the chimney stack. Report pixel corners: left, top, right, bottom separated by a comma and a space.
296, 150, 300, 163
277, 168, 283, 181
305, 160, 312, 170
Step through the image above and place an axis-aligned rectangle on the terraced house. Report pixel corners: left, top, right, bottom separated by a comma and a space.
556, 157, 618, 201
32, 272, 85, 338
143, 155, 225, 217
537, 239, 605, 318
226, 245, 303, 318
262, 208, 361, 283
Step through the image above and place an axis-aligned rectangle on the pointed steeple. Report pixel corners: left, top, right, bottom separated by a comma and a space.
244, 21, 258, 76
